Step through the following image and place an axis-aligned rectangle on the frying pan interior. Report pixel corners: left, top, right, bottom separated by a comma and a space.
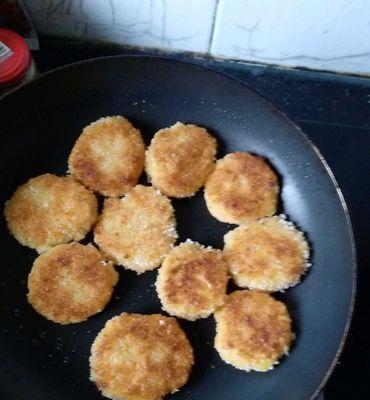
0, 57, 355, 400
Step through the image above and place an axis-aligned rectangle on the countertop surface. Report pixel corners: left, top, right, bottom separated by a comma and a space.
27, 37, 370, 399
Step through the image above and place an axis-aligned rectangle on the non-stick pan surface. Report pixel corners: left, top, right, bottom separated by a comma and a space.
0, 57, 355, 400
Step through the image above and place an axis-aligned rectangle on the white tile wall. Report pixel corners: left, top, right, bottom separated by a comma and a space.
211, 0, 370, 74
24, 0, 217, 52
23, 0, 370, 75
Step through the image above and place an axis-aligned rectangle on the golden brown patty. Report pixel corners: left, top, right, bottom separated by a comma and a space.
4, 174, 98, 253
27, 243, 118, 324
156, 241, 229, 320
214, 290, 293, 372
68, 116, 145, 197
90, 313, 194, 400
94, 185, 177, 273
224, 216, 310, 291
204, 152, 279, 224
145, 122, 217, 198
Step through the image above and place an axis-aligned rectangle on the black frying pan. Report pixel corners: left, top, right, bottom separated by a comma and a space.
0, 57, 356, 400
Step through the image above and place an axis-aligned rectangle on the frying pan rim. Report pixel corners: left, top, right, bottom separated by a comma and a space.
0, 54, 357, 400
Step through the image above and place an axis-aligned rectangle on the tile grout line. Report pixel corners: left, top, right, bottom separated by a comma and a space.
208, 0, 221, 54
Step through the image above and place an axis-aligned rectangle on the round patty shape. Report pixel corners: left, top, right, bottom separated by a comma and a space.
145, 122, 217, 198
214, 290, 293, 372
4, 173, 98, 253
224, 216, 310, 291
27, 243, 118, 324
94, 185, 177, 273
68, 116, 145, 197
156, 241, 229, 320
90, 313, 194, 400
204, 152, 279, 224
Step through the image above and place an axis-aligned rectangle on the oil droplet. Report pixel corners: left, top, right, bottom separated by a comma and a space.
18, 324, 24, 329
39, 331, 47, 339
63, 356, 70, 365
12, 308, 21, 318
71, 348, 77, 354
32, 339, 39, 348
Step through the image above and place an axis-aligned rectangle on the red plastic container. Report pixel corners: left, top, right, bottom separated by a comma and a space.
0, 28, 31, 86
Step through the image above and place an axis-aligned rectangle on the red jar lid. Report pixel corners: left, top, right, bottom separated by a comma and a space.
0, 28, 31, 84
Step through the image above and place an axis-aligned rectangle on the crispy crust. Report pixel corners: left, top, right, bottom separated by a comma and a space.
4, 173, 98, 253
214, 291, 293, 372
156, 241, 229, 320
204, 152, 279, 224
224, 216, 310, 291
145, 122, 217, 198
90, 313, 194, 400
27, 243, 118, 324
94, 185, 177, 273
68, 116, 145, 197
